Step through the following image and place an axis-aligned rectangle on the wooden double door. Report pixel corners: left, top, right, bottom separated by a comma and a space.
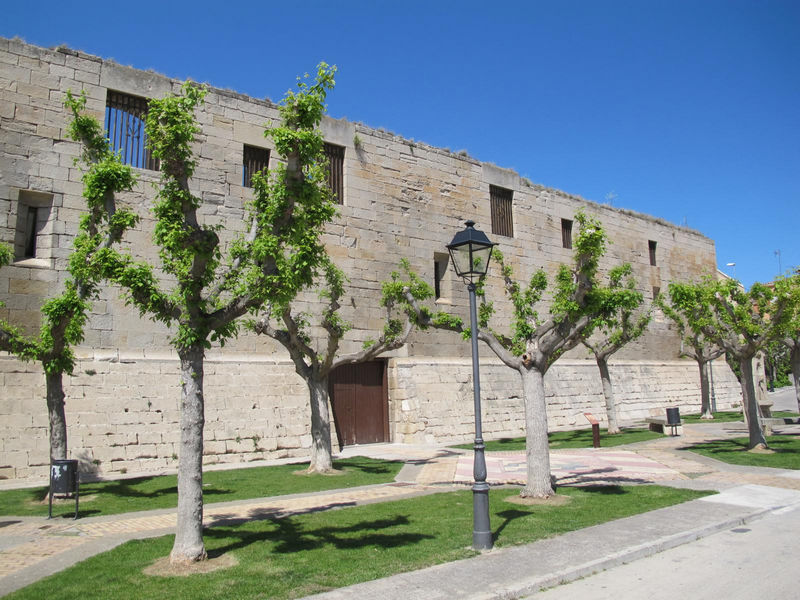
329, 360, 389, 448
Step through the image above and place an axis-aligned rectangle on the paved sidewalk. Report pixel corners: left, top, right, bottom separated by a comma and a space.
2, 422, 800, 598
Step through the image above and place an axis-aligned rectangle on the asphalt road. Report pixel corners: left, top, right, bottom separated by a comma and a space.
524, 385, 800, 600
527, 502, 800, 600
769, 385, 798, 412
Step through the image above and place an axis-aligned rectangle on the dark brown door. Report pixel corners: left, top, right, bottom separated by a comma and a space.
329, 360, 389, 447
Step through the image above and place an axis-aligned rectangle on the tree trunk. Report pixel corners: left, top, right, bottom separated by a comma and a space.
596, 356, 619, 434
45, 371, 68, 461
520, 367, 555, 498
739, 356, 768, 450
699, 359, 713, 419
791, 345, 800, 413
170, 344, 207, 564
307, 376, 334, 473
754, 352, 769, 409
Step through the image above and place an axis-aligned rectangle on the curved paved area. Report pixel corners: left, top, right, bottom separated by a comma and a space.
454, 449, 684, 486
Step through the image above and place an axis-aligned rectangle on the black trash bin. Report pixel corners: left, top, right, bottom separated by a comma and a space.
666, 407, 681, 426
665, 407, 681, 436
49, 459, 79, 519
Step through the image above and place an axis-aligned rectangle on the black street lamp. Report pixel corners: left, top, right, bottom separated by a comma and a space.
447, 220, 495, 551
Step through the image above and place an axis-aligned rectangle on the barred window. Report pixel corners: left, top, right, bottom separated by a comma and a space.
242, 145, 270, 188
490, 185, 513, 237
561, 218, 573, 249
105, 91, 159, 170
324, 142, 345, 204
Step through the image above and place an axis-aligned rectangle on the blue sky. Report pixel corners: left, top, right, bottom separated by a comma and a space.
4, 0, 798, 289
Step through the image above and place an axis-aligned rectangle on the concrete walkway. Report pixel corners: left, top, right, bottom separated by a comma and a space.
2, 420, 800, 598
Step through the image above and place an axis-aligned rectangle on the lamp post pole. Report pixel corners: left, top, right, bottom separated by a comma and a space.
467, 280, 492, 550
446, 219, 495, 552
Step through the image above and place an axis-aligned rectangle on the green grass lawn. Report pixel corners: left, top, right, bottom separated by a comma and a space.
451, 427, 663, 452
6, 485, 711, 600
688, 434, 800, 469
682, 410, 798, 423
0, 457, 402, 519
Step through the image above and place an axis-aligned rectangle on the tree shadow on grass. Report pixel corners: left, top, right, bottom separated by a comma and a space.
81, 478, 232, 503
493, 508, 530, 542
331, 458, 402, 475
690, 436, 800, 464
689, 439, 749, 455
80, 476, 178, 500
577, 485, 627, 495
204, 513, 433, 557
549, 431, 592, 445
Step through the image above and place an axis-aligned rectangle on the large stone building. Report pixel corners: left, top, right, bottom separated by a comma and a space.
0, 38, 740, 482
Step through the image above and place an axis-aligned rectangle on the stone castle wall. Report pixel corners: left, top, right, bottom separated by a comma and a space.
0, 353, 740, 481
1, 38, 717, 358
0, 38, 738, 483
389, 357, 741, 444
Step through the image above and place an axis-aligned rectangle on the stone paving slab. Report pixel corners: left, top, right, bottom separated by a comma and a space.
455, 449, 684, 486
0, 536, 87, 578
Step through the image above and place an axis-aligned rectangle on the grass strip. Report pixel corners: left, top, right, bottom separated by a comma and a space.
6, 485, 711, 600
451, 427, 663, 451
0, 457, 402, 519
682, 410, 798, 424
689, 435, 800, 469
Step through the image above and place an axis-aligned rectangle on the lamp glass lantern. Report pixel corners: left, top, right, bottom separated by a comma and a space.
446, 220, 495, 282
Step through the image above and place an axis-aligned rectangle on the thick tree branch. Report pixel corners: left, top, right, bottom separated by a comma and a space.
332, 318, 413, 371
477, 328, 522, 369
206, 216, 258, 304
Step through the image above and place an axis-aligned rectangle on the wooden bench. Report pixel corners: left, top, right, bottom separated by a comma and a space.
583, 413, 601, 448
645, 416, 683, 436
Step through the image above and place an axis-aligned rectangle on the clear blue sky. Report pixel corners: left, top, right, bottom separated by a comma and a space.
4, 0, 798, 289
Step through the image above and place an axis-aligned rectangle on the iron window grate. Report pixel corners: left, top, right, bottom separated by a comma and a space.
105, 91, 159, 170
243, 145, 270, 188
490, 185, 514, 237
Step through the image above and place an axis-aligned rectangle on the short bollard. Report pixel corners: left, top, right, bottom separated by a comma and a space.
584, 413, 601, 448
49, 459, 79, 519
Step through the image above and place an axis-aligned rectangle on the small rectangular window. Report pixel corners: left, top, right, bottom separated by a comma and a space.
14, 190, 54, 262
653, 286, 661, 299
324, 142, 345, 204
490, 185, 513, 237
24, 206, 39, 258
649, 240, 657, 266
561, 218, 573, 249
434, 254, 449, 300
105, 90, 159, 170
242, 145, 270, 188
